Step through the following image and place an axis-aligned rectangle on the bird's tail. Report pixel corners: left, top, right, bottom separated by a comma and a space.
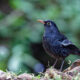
72, 49, 80, 55
68, 45, 80, 56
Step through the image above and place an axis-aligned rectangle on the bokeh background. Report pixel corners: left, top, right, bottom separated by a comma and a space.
0, 0, 80, 74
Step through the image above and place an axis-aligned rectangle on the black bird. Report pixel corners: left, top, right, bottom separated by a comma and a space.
37, 20, 80, 71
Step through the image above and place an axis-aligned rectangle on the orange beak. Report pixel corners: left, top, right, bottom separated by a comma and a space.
37, 19, 45, 24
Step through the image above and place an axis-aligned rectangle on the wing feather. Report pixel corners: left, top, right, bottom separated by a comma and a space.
61, 39, 73, 46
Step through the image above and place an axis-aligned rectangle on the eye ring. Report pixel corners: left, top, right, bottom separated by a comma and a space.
47, 22, 51, 26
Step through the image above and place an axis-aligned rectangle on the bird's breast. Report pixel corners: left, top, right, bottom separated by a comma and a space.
42, 36, 69, 59
42, 36, 57, 58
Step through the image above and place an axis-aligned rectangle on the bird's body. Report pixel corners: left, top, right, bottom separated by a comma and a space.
38, 20, 80, 71
43, 30, 80, 59
42, 34, 69, 59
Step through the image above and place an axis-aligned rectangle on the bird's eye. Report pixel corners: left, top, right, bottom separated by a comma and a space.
47, 22, 51, 26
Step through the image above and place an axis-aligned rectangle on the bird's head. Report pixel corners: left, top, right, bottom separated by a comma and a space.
37, 20, 56, 27
37, 20, 59, 34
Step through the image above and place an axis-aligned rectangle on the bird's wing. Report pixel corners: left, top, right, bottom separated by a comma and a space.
61, 39, 73, 46
61, 39, 78, 51
61, 39, 80, 55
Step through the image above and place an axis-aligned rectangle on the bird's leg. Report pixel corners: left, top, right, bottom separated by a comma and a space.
60, 59, 65, 71
53, 59, 58, 68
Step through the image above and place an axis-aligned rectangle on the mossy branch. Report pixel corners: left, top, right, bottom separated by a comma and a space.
0, 59, 80, 80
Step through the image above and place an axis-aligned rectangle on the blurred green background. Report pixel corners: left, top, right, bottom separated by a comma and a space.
0, 0, 80, 74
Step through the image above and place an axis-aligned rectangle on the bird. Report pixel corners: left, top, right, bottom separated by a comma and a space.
37, 20, 80, 71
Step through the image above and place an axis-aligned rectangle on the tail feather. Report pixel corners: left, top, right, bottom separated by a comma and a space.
67, 44, 80, 55
72, 49, 80, 55
75, 50, 80, 55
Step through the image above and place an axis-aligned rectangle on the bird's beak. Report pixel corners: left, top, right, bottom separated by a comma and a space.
37, 19, 45, 24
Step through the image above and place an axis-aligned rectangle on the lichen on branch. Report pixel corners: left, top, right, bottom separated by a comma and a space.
0, 59, 80, 80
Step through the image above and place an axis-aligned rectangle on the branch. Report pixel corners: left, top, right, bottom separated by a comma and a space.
0, 59, 80, 80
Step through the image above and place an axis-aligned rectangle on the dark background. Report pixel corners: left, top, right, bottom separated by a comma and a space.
0, 0, 80, 74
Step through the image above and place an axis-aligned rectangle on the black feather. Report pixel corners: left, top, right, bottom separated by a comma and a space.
41, 20, 80, 71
